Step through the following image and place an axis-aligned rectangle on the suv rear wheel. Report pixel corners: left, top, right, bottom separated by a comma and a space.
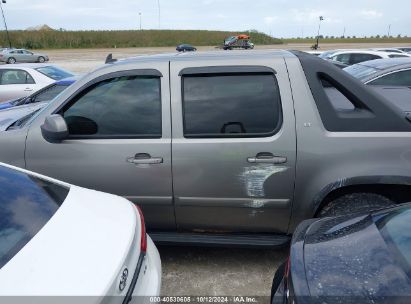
319, 193, 395, 217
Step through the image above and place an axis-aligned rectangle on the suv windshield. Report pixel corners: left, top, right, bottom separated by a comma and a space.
344, 64, 380, 80
0, 165, 69, 269
376, 206, 411, 274
34, 66, 74, 80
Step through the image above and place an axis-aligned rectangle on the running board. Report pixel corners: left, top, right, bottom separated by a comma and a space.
149, 232, 290, 248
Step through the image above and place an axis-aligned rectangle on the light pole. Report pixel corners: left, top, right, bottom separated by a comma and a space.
314, 16, 324, 50
139, 12, 142, 30
157, 0, 161, 29
0, 0, 11, 48
387, 24, 391, 37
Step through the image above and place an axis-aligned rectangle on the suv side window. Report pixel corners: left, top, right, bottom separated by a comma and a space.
0, 70, 35, 85
182, 73, 282, 137
61, 75, 162, 138
368, 69, 411, 86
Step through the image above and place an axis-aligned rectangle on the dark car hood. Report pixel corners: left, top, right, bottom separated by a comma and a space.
302, 214, 411, 300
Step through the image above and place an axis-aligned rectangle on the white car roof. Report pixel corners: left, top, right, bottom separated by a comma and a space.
369, 47, 405, 52
0, 63, 55, 70
331, 50, 389, 56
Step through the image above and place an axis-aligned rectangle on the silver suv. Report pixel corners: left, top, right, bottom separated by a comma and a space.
1, 50, 411, 246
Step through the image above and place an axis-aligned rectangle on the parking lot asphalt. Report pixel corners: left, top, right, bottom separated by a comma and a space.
43, 42, 411, 74
158, 246, 288, 296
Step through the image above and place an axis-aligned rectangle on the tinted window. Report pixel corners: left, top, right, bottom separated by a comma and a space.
350, 53, 381, 65
32, 83, 70, 103
35, 66, 73, 80
388, 54, 409, 58
0, 165, 68, 269
376, 207, 411, 272
322, 79, 355, 111
0, 70, 35, 85
182, 74, 281, 137
333, 54, 351, 65
63, 75, 162, 138
369, 70, 411, 86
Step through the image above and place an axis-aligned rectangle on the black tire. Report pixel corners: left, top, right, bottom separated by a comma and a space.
7, 57, 16, 64
38, 56, 45, 63
319, 193, 395, 218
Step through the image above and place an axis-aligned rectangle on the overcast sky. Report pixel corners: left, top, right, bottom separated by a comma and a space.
2, 0, 410, 38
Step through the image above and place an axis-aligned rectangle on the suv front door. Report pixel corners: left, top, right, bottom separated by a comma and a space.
25, 64, 175, 230
170, 59, 296, 233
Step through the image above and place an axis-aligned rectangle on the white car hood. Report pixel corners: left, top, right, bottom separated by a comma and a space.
0, 185, 138, 296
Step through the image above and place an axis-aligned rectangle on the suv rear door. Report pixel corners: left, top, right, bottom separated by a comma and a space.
25, 63, 175, 230
170, 58, 296, 233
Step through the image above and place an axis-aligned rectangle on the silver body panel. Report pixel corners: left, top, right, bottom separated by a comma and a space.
0, 50, 410, 235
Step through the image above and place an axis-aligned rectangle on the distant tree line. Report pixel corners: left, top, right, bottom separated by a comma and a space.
0, 29, 282, 49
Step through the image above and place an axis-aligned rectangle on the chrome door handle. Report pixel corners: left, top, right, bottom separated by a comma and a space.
247, 152, 287, 164
127, 153, 163, 165
24, 88, 33, 91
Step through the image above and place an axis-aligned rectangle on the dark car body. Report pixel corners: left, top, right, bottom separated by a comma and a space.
176, 44, 197, 52
0, 77, 77, 111
344, 58, 411, 85
272, 204, 411, 304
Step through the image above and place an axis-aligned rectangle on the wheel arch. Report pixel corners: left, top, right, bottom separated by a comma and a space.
312, 175, 411, 217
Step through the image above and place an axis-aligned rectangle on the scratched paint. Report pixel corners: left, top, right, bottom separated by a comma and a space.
246, 199, 267, 208
240, 165, 288, 199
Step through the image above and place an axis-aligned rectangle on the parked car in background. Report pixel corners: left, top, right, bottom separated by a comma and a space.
344, 58, 411, 86
330, 50, 410, 66
0, 162, 161, 298
0, 48, 13, 53
271, 203, 411, 304
0, 49, 49, 64
369, 47, 408, 54
0, 64, 75, 102
0, 77, 77, 111
343, 58, 411, 115
176, 44, 197, 52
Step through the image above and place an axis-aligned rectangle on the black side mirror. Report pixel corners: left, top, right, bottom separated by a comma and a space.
41, 114, 69, 143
